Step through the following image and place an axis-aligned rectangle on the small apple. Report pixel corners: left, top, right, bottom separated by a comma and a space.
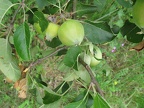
34, 23, 43, 34
132, 0, 144, 28
34, 23, 46, 39
45, 23, 60, 41
58, 20, 84, 46
84, 46, 102, 67
90, 46, 102, 67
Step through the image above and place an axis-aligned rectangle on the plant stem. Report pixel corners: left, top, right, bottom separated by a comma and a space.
73, 0, 77, 19
78, 58, 104, 97
24, 46, 68, 72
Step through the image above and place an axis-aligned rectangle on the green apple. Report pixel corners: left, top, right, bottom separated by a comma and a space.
132, 0, 144, 28
84, 46, 102, 67
90, 46, 102, 67
45, 23, 60, 41
58, 20, 84, 46
34, 23, 46, 39
34, 23, 43, 34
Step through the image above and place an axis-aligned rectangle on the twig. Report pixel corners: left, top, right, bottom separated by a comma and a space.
72, 0, 77, 19
10, 0, 25, 27
23, 46, 68, 72
78, 58, 104, 97
7, 0, 25, 36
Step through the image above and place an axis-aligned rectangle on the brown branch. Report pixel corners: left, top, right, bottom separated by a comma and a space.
72, 0, 77, 19
78, 58, 104, 97
8, 0, 25, 34
23, 46, 68, 72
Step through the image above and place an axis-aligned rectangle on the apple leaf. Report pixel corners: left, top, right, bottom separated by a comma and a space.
83, 22, 115, 44
54, 82, 70, 94
116, 0, 133, 8
94, 93, 111, 108
14, 22, 31, 61
35, 0, 48, 9
0, 0, 13, 24
93, 0, 107, 12
35, 0, 57, 9
120, 20, 144, 43
63, 46, 82, 70
33, 11, 48, 32
43, 90, 61, 104
76, 2, 98, 16
45, 37, 62, 48
0, 38, 21, 82
64, 100, 86, 108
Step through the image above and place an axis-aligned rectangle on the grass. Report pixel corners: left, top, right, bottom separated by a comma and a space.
95, 35, 144, 108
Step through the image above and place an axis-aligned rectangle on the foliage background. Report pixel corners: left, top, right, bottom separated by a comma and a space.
0, 0, 144, 108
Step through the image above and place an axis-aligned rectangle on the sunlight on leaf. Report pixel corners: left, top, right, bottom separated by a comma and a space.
83, 22, 115, 44
0, 38, 21, 82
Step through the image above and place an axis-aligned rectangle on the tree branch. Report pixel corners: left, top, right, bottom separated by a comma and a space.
8, 0, 25, 34
78, 58, 104, 97
72, 0, 77, 19
23, 46, 68, 72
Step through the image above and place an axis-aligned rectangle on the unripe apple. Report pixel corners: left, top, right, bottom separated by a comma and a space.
132, 0, 144, 28
34, 23, 43, 34
84, 46, 102, 67
90, 47, 102, 67
45, 23, 60, 41
58, 20, 84, 46
34, 23, 46, 39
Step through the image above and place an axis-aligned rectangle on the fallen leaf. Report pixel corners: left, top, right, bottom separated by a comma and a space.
130, 40, 144, 51
14, 78, 27, 99
18, 90, 27, 99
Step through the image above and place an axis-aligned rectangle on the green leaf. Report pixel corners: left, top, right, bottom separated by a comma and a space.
0, 0, 13, 24
14, 22, 31, 61
34, 74, 47, 86
54, 82, 70, 94
94, 93, 111, 108
76, 69, 91, 84
63, 46, 82, 70
64, 100, 86, 108
83, 22, 115, 44
26, 8, 38, 24
40, 100, 61, 108
33, 11, 48, 32
116, 0, 133, 8
43, 90, 61, 104
86, 94, 94, 108
0, 38, 21, 81
120, 20, 144, 43
35, 0, 57, 9
93, 0, 107, 11
35, 0, 48, 9
45, 37, 62, 48
76, 2, 98, 16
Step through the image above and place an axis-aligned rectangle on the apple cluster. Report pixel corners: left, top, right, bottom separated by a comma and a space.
34, 19, 102, 67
